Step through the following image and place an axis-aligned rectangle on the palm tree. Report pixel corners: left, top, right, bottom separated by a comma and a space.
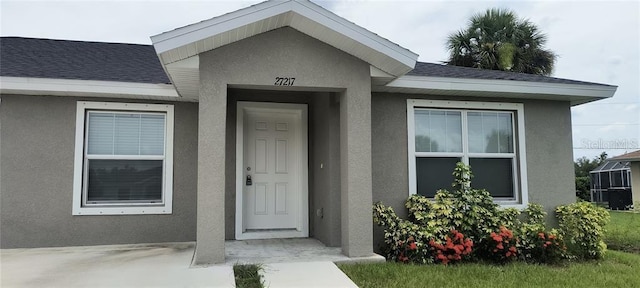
445, 8, 556, 76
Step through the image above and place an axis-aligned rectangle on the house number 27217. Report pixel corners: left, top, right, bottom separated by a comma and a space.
274, 77, 295, 86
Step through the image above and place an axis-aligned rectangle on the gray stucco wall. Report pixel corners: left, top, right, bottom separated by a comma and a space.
370, 93, 575, 251
310, 93, 342, 247
0, 94, 198, 248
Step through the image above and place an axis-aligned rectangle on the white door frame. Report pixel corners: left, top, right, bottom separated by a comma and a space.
235, 101, 309, 240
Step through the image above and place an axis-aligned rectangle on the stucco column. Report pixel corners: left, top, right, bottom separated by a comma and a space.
632, 162, 640, 205
193, 80, 227, 265
340, 87, 373, 257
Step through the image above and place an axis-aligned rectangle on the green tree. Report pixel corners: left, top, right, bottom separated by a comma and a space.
574, 152, 608, 201
445, 8, 556, 76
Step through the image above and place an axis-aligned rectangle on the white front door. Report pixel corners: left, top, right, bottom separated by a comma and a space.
236, 102, 308, 240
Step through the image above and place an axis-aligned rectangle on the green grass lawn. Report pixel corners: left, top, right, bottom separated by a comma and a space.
340, 251, 640, 288
605, 211, 640, 254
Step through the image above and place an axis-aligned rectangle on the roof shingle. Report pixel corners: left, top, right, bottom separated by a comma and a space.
407, 62, 614, 87
0, 37, 614, 88
0, 37, 170, 84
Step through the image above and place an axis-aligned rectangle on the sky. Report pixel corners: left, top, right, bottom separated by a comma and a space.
1, 0, 639, 161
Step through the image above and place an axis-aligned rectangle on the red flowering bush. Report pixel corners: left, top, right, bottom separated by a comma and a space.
395, 236, 423, 263
479, 226, 518, 263
428, 230, 473, 265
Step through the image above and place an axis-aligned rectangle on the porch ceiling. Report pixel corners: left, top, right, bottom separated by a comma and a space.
150, 0, 418, 100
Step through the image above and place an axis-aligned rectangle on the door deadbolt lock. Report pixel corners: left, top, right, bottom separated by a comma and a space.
246, 175, 252, 186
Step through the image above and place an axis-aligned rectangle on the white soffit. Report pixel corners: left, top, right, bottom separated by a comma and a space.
165, 56, 200, 101
376, 75, 617, 106
151, 0, 418, 78
0, 77, 189, 102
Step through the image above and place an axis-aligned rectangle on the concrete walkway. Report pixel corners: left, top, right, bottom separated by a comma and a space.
262, 261, 358, 288
1, 240, 372, 287
224, 238, 384, 265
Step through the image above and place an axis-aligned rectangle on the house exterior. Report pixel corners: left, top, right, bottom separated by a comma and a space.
592, 150, 640, 205
0, 0, 617, 265
590, 159, 632, 203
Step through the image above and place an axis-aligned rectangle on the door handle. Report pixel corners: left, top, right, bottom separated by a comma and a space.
246, 175, 252, 186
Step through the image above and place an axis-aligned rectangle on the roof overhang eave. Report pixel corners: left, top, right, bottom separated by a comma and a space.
377, 75, 617, 106
0, 76, 190, 101
611, 157, 640, 162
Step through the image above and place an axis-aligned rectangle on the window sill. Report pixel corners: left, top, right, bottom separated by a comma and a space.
496, 202, 528, 210
72, 206, 172, 215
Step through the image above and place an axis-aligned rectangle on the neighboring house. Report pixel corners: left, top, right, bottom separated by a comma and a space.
592, 150, 640, 205
0, 0, 617, 265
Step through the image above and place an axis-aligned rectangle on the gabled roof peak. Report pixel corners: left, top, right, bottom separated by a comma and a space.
150, 0, 418, 77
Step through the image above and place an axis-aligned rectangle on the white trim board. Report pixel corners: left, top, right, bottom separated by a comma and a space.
0, 76, 190, 101
381, 75, 616, 106
72, 101, 175, 215
235, 101, 309, 240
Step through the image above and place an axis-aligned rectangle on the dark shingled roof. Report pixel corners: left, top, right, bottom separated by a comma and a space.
1, 37, 613, 87
0, 37, 170, 84
407, 62, 614, 87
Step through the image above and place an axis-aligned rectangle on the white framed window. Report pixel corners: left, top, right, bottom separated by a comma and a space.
407, 99, 528, 208
72, 101, 174, 215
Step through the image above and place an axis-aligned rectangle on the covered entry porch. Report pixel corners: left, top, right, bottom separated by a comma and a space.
149, 0, 418, 265
224, 89, 346, 249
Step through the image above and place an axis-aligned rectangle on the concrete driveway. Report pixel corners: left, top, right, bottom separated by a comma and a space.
1, 241, 365, 288
1, 242, 235, 288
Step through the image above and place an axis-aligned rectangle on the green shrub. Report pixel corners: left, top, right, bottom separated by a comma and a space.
515, 203, 566, 264
405, 162, 506, 243
373, 202, 433, 264
373, 162, 576, 265
575, 176, 591, 201
374, 162, 519, 264
556, 201, 610, 260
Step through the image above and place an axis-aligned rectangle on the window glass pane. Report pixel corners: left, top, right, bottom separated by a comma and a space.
429, 111, 447, 152
87, 112, 165, 156
87, 160, 163, 203
87, 112, 114, 155
497, 113, 514, 153
114, 113, 140, 155
415, 110, 461, 152
467, 112, 483, 153
414, 111, 432, 152
611, 171, 623, 187
140, 114, 165, 155
446, 112, 462, 152
481, 113, 499, 153
468, 112, 513, 153
590, 173, 599, 188
600, 172, 610, 189
469, 158, 514, 198
416, 157, 459, 197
